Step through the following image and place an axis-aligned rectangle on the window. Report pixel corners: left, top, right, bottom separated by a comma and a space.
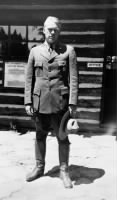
0, 25, 44, 61
0, 26, 8, 59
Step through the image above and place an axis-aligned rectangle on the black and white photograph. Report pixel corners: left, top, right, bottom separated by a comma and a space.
0, 0, 116, 199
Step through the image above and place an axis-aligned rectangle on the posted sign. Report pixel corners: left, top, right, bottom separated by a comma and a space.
4, 62, 26, 88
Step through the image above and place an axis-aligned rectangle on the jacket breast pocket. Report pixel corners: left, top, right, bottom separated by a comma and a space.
34, 61, 43, 77
33, 89, 41, 112
61, 87, 69, 95
58, 60, 67, 72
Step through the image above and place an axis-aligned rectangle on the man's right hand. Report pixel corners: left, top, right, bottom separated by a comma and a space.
25, 105, 34, 116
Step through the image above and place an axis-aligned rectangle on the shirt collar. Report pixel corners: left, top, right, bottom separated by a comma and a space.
44, 41, 56, 51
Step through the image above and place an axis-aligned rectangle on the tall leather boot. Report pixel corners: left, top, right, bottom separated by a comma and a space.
60, 162, 73, 188
26, 138, 46, 182
59, 138, 73, 188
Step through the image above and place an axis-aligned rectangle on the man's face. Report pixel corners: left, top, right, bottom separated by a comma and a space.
43, 23, 60, 44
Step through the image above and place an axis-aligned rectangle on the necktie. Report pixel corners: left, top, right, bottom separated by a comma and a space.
49, 45, 53, 54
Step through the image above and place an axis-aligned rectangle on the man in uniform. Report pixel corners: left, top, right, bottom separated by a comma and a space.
25, 16, 78, 188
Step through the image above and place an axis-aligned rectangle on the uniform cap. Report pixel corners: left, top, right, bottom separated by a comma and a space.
44, 16, 61, 30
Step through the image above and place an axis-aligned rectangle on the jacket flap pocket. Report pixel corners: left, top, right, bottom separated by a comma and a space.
61, 87, 69, 95
33, 89, 41, 96
58, 60, 66, 66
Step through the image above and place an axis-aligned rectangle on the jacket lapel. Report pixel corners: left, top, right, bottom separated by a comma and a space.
49, 50, 58, 61
40, 42, 61, 61
40, 44, 50, 60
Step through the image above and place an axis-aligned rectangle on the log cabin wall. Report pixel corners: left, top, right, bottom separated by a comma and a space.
0, 0, 116, 131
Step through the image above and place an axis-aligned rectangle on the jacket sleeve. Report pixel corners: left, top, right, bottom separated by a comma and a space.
25, 49, 34, 105
68, 45, 78, 105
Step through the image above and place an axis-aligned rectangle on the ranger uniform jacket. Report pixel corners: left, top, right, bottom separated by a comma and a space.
25, 42, 78, 114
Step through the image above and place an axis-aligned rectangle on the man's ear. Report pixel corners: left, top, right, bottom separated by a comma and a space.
43, 27, 45, 34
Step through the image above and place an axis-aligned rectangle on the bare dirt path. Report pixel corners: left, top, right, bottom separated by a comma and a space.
0, 131, 116, 200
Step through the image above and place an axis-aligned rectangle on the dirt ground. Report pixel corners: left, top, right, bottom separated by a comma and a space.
0, 130, 116, 200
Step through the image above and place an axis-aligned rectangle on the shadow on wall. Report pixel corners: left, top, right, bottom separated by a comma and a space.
44, 164, 105, 185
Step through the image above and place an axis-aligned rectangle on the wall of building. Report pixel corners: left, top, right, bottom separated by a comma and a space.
0, 0, 116, 131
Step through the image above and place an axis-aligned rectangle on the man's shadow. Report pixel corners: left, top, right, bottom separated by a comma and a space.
44, 165, 105, 185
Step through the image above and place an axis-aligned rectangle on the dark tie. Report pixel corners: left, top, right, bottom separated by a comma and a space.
49, 45, 54, 54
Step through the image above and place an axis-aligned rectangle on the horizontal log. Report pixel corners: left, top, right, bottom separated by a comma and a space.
0, 7, 116, 24
73, 44, 104, 48
0, 87, 102, 98
0, 95, 24, 104
78, 96, 101, 100
0, 104, 101, 110
0, 87, 24, 93
0, 107, 26, 116
76, 110, 100, 120
79, 83, 102, 88
0, 62, 4, 67
79, 71, 102, 75
0, 73, 3, 79
61, 31, 105, 35
0, 94, 101, 107
0, 4, 117, 9
78, 118, 99, 124
0, 92, 24, 97
78, 122, 100, 132
77, 107, 100, 111
31, 9, 117, 22
77, 57, 104, 62
0, 103, 100, 112
0, 0, 116, 5
61, 22, 105, 32
78, 64, 103, 71
60, 34, 104, 44
0, 110, 100, 122
75, 47, 104, 57
77, 60, 103, 71
0, 80, 3, 84
79, 74, 102, 84
79, 88, 102, 96
78, 99, 101, 108
0, 106, 100, 120
0, 68, 3, 72
0, 115, 31, 120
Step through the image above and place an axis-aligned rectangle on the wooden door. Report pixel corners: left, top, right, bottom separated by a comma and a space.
101, 19, 117, 124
